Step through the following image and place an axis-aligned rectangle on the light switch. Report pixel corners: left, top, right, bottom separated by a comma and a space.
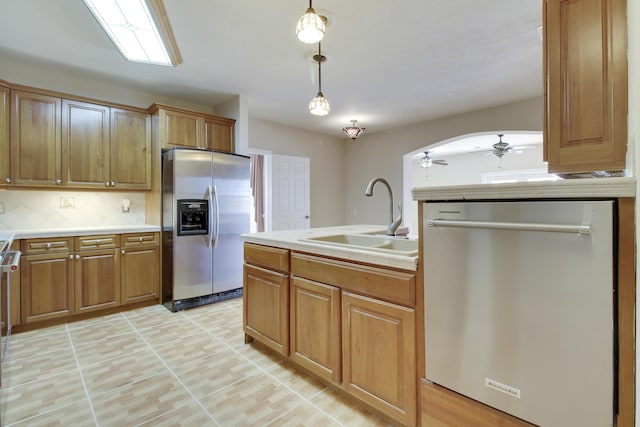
122, 198, 131, 213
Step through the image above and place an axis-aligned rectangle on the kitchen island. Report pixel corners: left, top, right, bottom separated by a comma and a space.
241, 225, 419, 426
413, 177, 636, 427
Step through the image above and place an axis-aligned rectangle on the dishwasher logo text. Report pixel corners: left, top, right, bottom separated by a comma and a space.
485, 378, 521, 399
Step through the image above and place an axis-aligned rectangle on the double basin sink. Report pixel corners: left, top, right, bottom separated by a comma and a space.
300, 233, 418, 257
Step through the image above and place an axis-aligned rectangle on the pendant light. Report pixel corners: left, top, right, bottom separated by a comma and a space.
309, 43, 330, 116
343, 119, 366, 140
296, 0, 326, 44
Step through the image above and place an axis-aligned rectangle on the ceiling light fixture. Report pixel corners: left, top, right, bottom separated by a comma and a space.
343, 120, 366, 140
309, 43, 330, 116
82, 0, 182, 66
296, 0, 326, 44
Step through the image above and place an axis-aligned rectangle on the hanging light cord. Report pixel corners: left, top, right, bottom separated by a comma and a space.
317, 42, 322, 94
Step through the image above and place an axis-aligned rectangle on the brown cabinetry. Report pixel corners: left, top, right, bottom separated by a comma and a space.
21, 237, 74, 323
543, 0, 627, 173
74, 235, 120, 314
151, 104, 235, 153
243, 243, 290, 355
290, 276, 341, 384
10, 86, 151, 189
20, 231, 160, 325
244, 243, 418, 425
120, 232, 160, 304
11, 90, 62, 187
0, 84, 9, 185
342, 292, 416, 426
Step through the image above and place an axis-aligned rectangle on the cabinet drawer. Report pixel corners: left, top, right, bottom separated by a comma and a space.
291, 252, 416, 307
21, 237, 73, 254
244, 243, 289, 273
75, 235, 119, 251
122, 232, 159, 248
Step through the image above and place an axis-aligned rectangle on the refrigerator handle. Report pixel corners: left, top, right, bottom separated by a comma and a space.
212, 184, 220, 248
206, 185, 214, 248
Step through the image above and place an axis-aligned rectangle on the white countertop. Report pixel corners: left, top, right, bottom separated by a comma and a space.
6, 225, 161, 239
241, 225, 418, 271
412, 176, 636, 201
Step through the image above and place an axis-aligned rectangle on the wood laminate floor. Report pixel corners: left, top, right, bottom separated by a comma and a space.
0, 297, 396, 426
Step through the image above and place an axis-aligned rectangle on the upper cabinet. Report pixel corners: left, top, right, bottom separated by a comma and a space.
0, 84, 9, 185
543, 0, 628, 173
11, 90, 62, 186
9, 86, 151, 190
150, 104, 235, 153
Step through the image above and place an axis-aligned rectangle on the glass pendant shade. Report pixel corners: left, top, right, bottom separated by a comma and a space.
309, 92, 330, 116
342, 120, 365, 140
296, 7, 325, 44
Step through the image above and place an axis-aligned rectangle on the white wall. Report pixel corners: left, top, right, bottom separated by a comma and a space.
248, 118, 346, 228
344, 97, 543, 231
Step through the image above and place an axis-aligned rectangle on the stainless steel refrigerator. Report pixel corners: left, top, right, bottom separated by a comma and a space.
162, 148, 250, 311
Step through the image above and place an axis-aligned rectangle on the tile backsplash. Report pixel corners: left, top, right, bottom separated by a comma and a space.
0, 190, 147, 230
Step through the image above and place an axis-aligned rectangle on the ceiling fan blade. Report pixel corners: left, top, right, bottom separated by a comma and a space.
433, 160, 448, 165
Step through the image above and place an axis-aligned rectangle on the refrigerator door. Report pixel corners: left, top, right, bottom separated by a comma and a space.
170, 149, 214, 300
211, 152, 251, 293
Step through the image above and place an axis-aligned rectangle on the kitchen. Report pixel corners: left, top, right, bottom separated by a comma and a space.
0, 1, 639, 426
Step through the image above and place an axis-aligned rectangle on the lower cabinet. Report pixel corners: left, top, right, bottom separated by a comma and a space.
290, 277, 341, 384
21, 237, 75, 323
74, 248, 120, 314
244, 244, 417, 426
342, 291, 416, 426
243, 263, 289, 355
120, 233, 160, 304
20, 232, 159, 325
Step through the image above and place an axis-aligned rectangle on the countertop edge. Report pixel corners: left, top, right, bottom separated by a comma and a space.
242, 225, 418, 271
8, 225, 161, 239
412, 177, 636, 201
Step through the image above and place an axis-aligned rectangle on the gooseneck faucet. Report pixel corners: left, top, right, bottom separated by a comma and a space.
364, 177, 402, 236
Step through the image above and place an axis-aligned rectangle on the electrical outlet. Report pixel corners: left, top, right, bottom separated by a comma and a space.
60, 197, 75, 209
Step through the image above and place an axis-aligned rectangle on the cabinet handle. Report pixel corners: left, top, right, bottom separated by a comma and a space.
69, 254, 74, 259
105, 182, 110, 187
75, 255, 80, 260
5, 178, 10, 183
111, 181, 115, 187
55, 179, 62, 185
46, 243, 51, 249
122, 249, 125, 255
139, 237, 143, 242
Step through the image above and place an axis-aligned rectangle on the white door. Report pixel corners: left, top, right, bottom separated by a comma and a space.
271, 154, 310, 230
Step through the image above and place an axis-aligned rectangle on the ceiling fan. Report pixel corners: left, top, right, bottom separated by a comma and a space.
419, 151, 448, 168
490, 134, 537, 158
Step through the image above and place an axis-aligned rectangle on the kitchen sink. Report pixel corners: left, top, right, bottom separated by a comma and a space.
300, 234, 418, 256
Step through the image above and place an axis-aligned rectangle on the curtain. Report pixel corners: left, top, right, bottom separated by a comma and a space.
249, 154, 265, 232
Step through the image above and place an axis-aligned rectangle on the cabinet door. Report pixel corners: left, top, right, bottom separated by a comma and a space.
111, 108, 151, 190
74, 248, 120, 313
290, 277, 341, 384
342, 291, 416, 426
243, 263, 289, 355
21, 252, 74, 323
0, 85, 9, 185
161, 108, 203, 149
544, 0, 627, 173
62, 99, 110, 188
11, 90, 62, 186
121, 245, 159, 304
205, 116, 235, 153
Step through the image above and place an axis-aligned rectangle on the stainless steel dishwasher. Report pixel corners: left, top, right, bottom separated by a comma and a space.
423, 200, 614, 427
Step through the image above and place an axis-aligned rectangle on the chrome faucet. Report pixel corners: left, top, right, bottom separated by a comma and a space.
364, 178, 403, 236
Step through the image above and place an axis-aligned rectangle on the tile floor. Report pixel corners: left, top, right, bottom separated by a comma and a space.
0, 298, 396, 426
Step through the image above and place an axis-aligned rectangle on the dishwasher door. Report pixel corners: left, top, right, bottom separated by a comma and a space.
423, 200, 614, 427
